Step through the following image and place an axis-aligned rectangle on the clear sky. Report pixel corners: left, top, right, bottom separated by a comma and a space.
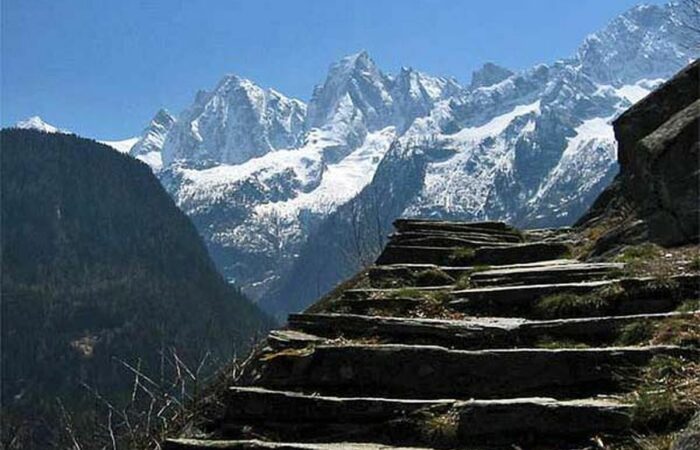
1, 0, 666, 139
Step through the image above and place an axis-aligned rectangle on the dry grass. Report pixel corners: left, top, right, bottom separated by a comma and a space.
413, 268, 455, 287
259, 346, 315, 361
615, 315, 700, 347
612, 244, 700, 278
627, 356, 700, 431
417, 408, 459, 445
650, 315, 700, 348
608, 433, 678, 450
535, 336, 590, 349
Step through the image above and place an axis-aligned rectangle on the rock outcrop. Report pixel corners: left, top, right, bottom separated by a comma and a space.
578, 59, 700, 249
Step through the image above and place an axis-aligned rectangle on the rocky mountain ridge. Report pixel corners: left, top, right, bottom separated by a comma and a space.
22, 2, 698, 317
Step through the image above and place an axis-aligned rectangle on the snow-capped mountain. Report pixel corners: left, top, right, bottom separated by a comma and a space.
48, 2, 696, 318
469, 63, 514, 89
128, 109, 176, 169
15, 116, 66, 134
162, 76, 306, 167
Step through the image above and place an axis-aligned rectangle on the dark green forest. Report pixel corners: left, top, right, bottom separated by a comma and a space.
0, 129, 271, 448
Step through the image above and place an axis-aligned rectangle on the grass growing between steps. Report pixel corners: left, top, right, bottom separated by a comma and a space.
689, 256, 700, 271
609, 433, 678, 450
532, 287, 620, 319
453, 265, 492, 290
371, 267, 455, 289
616, 315, 700, 347
532, 277, 687, 320
610, 243, 700, 278
628, 356, 700, 432
415, 408, 459, 446
677, 299, 700, 312
413, 268, 455, 287
535, 336, 590, 349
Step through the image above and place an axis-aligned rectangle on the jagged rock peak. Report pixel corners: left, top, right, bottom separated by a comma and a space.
162, 73, 306, 166
152, 108, 175, 127
576, 2, 695, 85
129, 108, 176, 159
306, 50, 392, 130
470, 62, 514, 89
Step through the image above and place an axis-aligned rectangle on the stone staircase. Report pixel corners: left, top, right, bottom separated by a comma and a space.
165, 220, 700, 450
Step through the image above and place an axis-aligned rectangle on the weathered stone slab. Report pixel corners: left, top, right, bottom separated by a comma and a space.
368, 260, 603, 288
286, 311, 697, 349
389, 229, 521, 245
343, 286, 449, 301
376, 242, 570, 266
470, 262, 624, 286
268, 330, 326, 349
216, 387, 631, 447
451, 280, 613, 310
393, 219, 521, 237
254, 344, 693, 399
450, 275, 700, 317
164, 438, 432, 450
225, 387, 449, 422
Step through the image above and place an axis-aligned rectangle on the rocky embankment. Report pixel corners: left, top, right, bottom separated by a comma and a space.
162, 62, 700, 449
578, 59, 699, 252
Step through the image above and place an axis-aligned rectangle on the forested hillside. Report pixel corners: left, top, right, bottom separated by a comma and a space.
0, 129, 270, 448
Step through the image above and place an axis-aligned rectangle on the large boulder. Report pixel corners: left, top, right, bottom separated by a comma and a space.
577, 59, 699, 249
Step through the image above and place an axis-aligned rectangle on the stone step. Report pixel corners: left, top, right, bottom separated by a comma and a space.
343, 286, 449, 301
368, 261, 619, 288
469, 262, 624, 286
393, 219, 521, 237
389, 229, 522, 245
164, 438, 432, 450
286, 311, 698, 350
375, 242, 570, 266
522, 227, 575, 242
254, 343, 692, 399
387, 235, 514, 249
450, 275, 700, 318
327, 296, 425, 316
221, 387, 631, 447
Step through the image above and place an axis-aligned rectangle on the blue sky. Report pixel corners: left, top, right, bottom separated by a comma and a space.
2, 0, 665, 139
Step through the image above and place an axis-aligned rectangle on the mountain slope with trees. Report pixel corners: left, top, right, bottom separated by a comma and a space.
0, 129, 271, 448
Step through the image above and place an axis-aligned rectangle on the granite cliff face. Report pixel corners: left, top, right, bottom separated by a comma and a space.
578, 59, 700, 251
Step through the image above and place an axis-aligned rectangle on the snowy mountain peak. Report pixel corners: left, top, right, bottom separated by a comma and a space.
307, 51, 391, 131
338, 50, 373, 72
162, 74, 306, 166
577, 2, 693, 85
124, 108, 177, 170
152, 108, 175, 126
15, 116, 65, 134
470, 63, 514, 89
